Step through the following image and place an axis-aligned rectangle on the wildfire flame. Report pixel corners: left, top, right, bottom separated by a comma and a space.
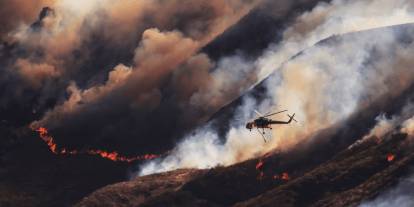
255, 159, 265, 180
256, 159, 264, 170
34, 127, 160, 162
272, 172, 290, 181
36, 127, 58, 153
386, 153, 395, 162
281, 172, 290, 180
255, 158, 290, 181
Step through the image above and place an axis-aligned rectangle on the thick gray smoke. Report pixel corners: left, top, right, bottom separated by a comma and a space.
256, 0, 414, 79
1, 0, 261, 153
0, 0, 54, 40
7, 0, 258, 102
139, 0, 414, 175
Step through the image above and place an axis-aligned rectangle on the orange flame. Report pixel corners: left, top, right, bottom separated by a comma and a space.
255, 159, 265, 180
255, 155, 290, 182
34, 127, 160, 162
256, 159, 290, 181
272, 172, 290, 181
387, 153, 395, 162
36, 127, 58, 154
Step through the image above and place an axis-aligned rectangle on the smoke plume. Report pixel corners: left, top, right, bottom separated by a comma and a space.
401, 116, 414, 136
139, 0, 414, 175
0, 0, 260, 153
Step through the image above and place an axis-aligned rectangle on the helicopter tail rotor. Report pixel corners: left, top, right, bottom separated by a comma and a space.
287, 113, 297, 123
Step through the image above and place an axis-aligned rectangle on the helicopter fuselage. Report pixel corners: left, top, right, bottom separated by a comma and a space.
245, 110, 295, 142
246, 114, 295, 130
246, 117, 272, 130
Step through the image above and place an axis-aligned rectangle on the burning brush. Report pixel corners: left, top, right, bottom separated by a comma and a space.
273, 172, 290, 181
33, 127, 160, 162
386, 153, 395, 162
256, 159, 265, 179
255, 156, 290, 181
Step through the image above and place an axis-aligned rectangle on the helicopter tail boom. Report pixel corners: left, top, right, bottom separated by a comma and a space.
269, 113, 296, 124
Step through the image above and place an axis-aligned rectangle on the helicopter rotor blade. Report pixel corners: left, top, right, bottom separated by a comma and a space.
254, 110, 264, 117
263, 110, 288, 118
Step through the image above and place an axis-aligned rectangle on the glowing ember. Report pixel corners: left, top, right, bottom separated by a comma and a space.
281, 172, 290, 180
33, 127, 160, 162
256, 160, 264, 170
254, 156, 290, 181
386, 153, 395, 162
272, 172, 290, 181
257, 171, 264, 180
255, 159, 265, 180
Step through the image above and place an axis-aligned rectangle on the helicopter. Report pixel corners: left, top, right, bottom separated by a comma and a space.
246, 109, 296, 142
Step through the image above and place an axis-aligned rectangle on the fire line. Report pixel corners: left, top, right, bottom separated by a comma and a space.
33, 127, 160, 162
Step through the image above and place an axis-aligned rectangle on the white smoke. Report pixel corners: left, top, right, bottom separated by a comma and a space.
365, 115, 399, 139
140, 96, 267, 175
256, 0, 414, 80
138, 0, 414, 176
401, 116, 414, 136
349, 114, 398, 149
188, 55, 257, 115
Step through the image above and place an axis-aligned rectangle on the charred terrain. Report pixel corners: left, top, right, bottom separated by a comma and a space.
2, 0, 414, 207
76, 132, 414, 207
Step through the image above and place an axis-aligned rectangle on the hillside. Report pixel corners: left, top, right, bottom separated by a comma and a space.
76, 23, 414, 207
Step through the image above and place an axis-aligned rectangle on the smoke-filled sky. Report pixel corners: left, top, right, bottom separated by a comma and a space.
139, 0, 414, 175
2, 0, 414, 185
2, 0, 338, 155
1, 0, 264, 154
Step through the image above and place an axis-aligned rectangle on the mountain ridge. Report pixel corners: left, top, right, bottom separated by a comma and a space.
75, 22, 414, 207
